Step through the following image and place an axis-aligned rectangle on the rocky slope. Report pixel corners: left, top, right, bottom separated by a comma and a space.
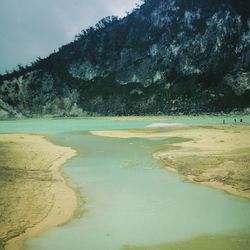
0, 0, 250, 117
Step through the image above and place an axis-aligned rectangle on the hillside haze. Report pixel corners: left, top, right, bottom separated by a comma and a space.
0, 0, 250, 118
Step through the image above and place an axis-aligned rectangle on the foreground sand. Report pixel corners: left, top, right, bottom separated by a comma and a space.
123, 233, 250, 250
91, 124, 250, 199
0, 134, 77, 250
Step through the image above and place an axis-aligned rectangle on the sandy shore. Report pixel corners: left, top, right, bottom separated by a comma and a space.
91, 114, 246, 122
123, 233, 250, 250
0, 134, 77, 250
91, 124, 250, 199
94, 116, 192, 121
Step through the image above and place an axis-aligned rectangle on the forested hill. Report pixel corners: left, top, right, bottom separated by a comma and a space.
0, 0, 250, 118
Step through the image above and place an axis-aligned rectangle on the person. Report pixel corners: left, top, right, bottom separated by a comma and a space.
234, 119, 236, 123
223, 119, 225, 124
240, 118, 243, 123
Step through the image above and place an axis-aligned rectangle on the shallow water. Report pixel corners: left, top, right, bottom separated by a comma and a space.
1, 117, 250, 250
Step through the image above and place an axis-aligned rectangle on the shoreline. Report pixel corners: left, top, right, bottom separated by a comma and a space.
155, 158, 250, 200
0, 134, 78, 250
1, 113, 250, 122
91, 125, 250, 200
123, 232, 250, 250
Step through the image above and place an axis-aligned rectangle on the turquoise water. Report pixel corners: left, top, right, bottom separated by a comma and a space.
0, 117, 250, 250
0, 116, 249, 134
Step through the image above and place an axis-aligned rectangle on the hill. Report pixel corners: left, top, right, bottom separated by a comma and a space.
0, 0, 250, 117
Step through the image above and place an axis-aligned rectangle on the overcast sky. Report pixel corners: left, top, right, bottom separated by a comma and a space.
0, 0, 140, 74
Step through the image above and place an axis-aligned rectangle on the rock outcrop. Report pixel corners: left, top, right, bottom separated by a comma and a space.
0, 0, 250, 117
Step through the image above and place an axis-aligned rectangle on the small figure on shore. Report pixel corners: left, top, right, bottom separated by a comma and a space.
223, 119, 225, 124
240, 118, 243, 123
234, 119, 237, 123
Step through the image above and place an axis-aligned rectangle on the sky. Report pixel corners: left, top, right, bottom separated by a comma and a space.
0, 0, 140, 74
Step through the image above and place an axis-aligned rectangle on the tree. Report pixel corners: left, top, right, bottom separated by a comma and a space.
95, 16, 119, 30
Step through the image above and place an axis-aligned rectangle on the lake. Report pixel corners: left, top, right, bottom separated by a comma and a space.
0, 116, 250, 249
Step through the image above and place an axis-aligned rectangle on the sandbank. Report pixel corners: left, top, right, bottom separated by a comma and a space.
0, 134, 77, 250
91, 124, 250, 199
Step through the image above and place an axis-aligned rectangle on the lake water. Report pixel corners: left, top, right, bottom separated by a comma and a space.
0, 116, 250, 249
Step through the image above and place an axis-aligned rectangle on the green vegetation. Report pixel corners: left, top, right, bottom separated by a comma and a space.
1, 0, 250, 117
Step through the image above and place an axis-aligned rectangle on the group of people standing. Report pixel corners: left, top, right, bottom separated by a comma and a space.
223, 118, 243, 124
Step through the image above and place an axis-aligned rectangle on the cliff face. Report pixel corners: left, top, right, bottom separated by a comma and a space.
1, 0, 250, 117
